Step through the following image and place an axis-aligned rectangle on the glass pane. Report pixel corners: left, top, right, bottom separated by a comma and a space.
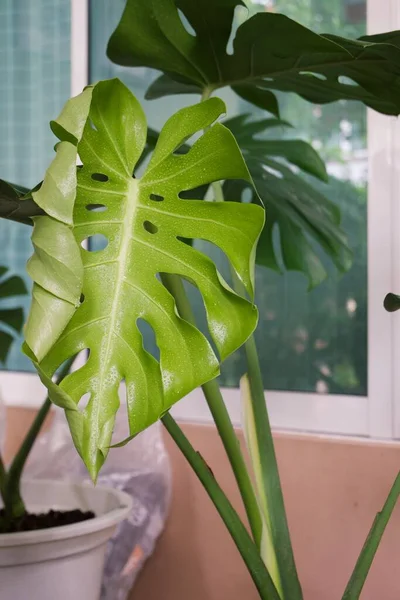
0, 0, 71, 372
90, 0, 367, 396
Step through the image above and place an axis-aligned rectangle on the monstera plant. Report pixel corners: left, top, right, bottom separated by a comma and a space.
1, 1, 400, 598
25, 83, 264, 480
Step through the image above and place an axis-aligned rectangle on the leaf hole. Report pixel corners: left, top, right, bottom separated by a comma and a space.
54, 348, 90, 380
80, 293, 85, 304
226, 5, 248, 55
79, 392, 91, 411
161, 273, 218, 357
144, 221, 158, 234
136, 318, 160, 361
149, 193, 164, 202
177, 8, 196, 36
338, 75, 358, 86
91, 173, 109, 182
241, 187, 253, 204
176, 235, 192, 247
172, 132, 198, 155
109, 382, 131, 447
177, 183, 209, 200
196, 239, 233, 283
86, 203, 107, 212
88, 119, 98, 131
299, 71, 327, 81
82, 234, 109, 251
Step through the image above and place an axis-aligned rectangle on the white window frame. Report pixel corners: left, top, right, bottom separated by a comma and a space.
176, 0, 400, 440
0, 0, 89, 407
1, 0, 400, 442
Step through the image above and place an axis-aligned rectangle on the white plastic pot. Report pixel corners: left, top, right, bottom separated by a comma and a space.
0, 479, 132, 600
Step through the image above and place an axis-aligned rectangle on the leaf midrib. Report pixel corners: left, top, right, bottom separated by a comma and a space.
90, 176, 138, 428
214, 58, 392, 94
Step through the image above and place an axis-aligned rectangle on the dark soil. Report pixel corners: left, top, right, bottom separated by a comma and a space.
0, 508, 95, 534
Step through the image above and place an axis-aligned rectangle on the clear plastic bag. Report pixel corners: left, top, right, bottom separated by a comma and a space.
26, 406, 171, 599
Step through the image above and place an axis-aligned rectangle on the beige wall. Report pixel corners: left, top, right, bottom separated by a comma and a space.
5, 409, 400, 599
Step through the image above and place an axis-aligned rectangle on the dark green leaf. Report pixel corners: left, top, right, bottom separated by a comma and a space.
0, 274, 27, 298
0, 331, 13, 363
146, 74, 202, 100
342, 472, 400, 599
360, 31, 400, 45
108, 0, 400, 115
384, 293, 400, 312
231, 84, 280, 117
0, 179, 44, 225
224, 115, 351, 287
0, 269, 27, 363
225, 114, 293, 137
0, 308, 24, 334
249, 139, 328, 181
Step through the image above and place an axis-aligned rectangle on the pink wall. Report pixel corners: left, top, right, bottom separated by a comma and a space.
132, 426, 400, 600
5, 409, 400, 599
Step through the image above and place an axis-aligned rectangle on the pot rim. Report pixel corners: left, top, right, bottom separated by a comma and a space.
0, 478, 132, 547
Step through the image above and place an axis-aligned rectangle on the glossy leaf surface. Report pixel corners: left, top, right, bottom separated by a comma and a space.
24, 86, 93, 361
135, 117, 351, 286
25, 79, 264, 478
223, 115, 352, 288
108, 0, 400, 116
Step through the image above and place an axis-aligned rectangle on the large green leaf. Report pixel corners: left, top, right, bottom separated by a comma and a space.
223, 114, 352, 288
24, 79, 264, 478
24, 86, 93, 361
144, 116, 351, 286
107, 0, 400, 116
0, 267, 27, 363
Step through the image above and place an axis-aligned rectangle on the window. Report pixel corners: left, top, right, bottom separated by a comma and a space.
90, 0, 373, 432
1, 0, 399, 440
0, 0, 71, 372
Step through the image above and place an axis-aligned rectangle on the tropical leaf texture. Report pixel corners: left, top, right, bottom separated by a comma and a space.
107, 0, 400, 116
0, 266, 27, 363
24, 79, 264, 478
223, 115, 352, 288
147, 116, 351, 287
24, 87, 93, 362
